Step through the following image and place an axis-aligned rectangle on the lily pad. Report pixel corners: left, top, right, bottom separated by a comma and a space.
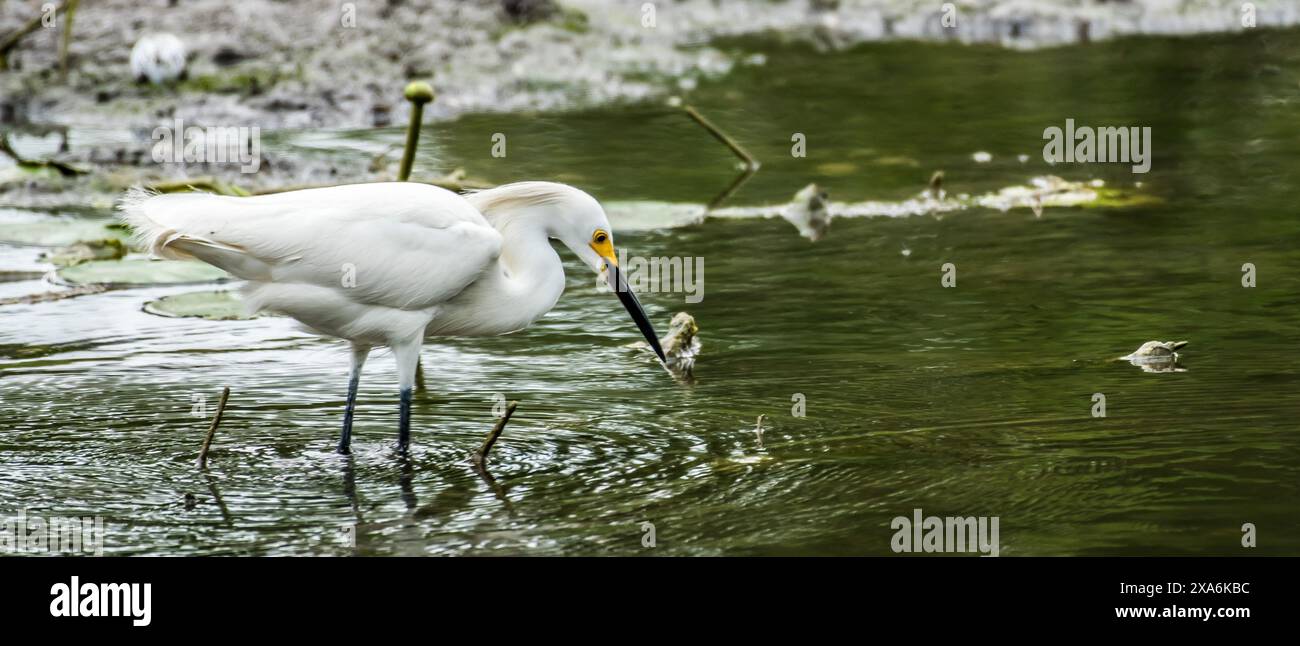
143, 290, 255, 320
54, 259, 230, 287
0, 220, 129, 247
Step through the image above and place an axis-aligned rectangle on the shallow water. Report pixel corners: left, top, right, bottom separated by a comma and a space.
3, 32, 1299, 555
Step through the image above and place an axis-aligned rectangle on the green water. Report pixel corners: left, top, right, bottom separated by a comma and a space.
3, 32, 1299, 555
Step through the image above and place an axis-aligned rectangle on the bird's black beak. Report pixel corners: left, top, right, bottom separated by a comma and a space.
603, 258, 666, 363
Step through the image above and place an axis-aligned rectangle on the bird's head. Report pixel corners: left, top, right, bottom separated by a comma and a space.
468, 182, 667, 363
556, 189, 668, 365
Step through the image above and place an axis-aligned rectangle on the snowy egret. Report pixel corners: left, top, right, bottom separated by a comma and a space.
121, 181, 666, 454
130, 33, 187, 85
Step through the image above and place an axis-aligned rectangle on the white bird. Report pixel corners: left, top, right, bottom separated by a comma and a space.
120, 181, 666, 454
130, 33, 187, 85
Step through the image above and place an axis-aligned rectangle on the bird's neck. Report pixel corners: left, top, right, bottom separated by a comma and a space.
491, 214, 566, 313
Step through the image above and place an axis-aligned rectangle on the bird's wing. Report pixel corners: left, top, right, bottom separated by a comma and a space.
120, 182, 503, 309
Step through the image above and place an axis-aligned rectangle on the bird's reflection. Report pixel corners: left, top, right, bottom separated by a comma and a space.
341, 455, 364, 524
336, 444, 517, 549
398, 456, 417, 510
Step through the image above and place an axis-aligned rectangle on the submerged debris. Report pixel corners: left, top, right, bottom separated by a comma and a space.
630, 312, 701, 379
1120, 340, 1188, 373
928, 170, 945, 201
780, 183, 832, 241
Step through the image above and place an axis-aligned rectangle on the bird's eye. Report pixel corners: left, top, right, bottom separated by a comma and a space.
593, 231, 608, 244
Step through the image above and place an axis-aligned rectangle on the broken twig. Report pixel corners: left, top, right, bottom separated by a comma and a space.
473, 401, 517, 467
682, 104, 758, 171
197, 386, 231, 469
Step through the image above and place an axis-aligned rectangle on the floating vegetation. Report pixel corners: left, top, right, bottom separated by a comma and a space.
972, 176, 1161, 213
142, 290, 255, 321
708, 176, 1158, 228
599, 176, 1153, 234
0, 220, 127, 247
54, 259, 229, 288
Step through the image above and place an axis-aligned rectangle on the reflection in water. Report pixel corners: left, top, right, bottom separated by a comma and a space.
472, 462, 514, 513
707, 166, 757, 211
398, 457, 417, 511
341, 455, 363, 527
201, 470, 234, 527
1120, 341, 1188, 373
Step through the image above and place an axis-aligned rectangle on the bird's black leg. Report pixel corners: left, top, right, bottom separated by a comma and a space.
338, 344, 370, 455
392, 336, 423, 454
338, 370, 361, 454
397, 387, 413, 453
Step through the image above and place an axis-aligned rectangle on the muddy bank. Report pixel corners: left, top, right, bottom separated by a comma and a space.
6, 0, 1296, 130
1, 0, 1296, 207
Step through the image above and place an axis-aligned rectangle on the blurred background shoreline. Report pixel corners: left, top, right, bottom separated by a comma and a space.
2, 0, 1299, 208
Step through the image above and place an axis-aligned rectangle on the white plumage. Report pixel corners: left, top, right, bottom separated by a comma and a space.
120, 181, 664, 454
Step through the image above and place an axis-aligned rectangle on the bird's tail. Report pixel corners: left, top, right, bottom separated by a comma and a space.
117, 187, 280, 281
117, 186, 194, 260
